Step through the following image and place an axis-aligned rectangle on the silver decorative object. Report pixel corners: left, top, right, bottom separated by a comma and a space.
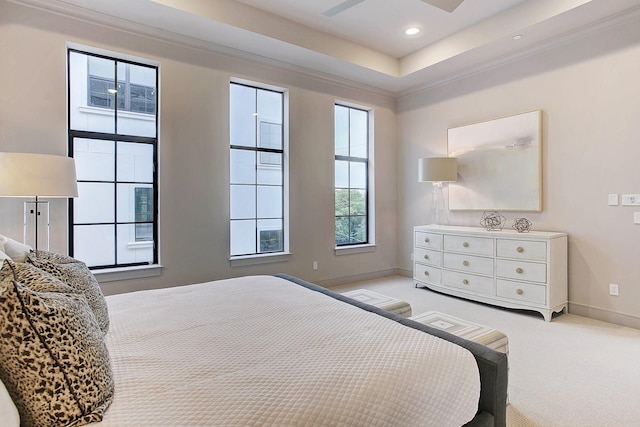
480, 211, 506, 231
512, 218, 533, 233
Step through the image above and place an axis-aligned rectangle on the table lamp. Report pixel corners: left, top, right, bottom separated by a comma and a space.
418, 157, 457, 225
0, 152, 78, 250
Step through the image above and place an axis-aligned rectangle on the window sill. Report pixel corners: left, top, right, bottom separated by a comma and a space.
93, 264, 163, 283
335, 244, 376, 256
230, 252, 292, 267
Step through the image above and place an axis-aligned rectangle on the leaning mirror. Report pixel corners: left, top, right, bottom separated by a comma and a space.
447, 110, 542, 211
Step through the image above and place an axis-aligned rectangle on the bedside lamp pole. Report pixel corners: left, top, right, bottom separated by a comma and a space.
0, 152, 78, 251
418, 157, 457, 225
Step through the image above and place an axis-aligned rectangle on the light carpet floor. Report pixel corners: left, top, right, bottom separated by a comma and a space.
330, 276, 640, 427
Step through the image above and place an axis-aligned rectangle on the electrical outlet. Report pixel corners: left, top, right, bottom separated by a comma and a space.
609, 283, 619, 296
313, 261, 318, 270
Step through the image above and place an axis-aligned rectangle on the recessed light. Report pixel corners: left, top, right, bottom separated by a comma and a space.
512, 34, 523, 40
404, 27, 421, 36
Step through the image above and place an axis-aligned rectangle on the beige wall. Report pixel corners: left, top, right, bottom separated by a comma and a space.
397, 15, 640, 328
0, 2, 398, 294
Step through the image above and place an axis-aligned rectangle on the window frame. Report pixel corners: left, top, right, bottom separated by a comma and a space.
334, 102, 375, 249
67, 44, 160, 270
229, 79, 290, 262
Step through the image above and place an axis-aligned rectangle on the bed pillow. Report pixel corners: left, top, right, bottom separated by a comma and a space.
0, 378, 19, 427
0, 234, 31, 263
0, 261, 76, 294
0, 261, 114, 427
27, 250, 109, 334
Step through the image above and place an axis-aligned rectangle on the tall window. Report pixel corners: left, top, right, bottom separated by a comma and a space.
335, 104, 370, 246
230, 82, 287, 257
68, 47, 158, 269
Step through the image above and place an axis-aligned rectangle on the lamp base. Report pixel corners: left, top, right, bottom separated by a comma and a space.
24, 199, 49, 251
431, 182, 450, 225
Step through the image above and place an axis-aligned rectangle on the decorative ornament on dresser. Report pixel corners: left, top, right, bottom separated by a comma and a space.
480, 211, 506, 231
512, 218, 533, 233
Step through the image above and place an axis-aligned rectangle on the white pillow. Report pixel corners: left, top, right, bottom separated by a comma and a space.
0, 234, 31, 263
0, 378, 20, 427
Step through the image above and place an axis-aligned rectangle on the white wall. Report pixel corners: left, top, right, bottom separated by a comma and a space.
0, 2, 398, 294
397, 15, 640, 328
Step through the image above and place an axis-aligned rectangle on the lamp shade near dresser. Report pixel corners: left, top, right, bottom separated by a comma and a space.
414, 225, 568, 321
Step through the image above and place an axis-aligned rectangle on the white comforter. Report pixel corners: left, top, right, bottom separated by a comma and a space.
92, 276, 480, 427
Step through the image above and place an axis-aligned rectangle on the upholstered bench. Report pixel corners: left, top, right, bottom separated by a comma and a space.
341, 289, 412, 317
409, 311, 509, 354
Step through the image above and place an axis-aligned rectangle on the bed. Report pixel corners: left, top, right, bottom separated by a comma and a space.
1, 249, 507, 427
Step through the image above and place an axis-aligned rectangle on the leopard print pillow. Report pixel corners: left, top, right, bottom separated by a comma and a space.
27, 250, 109, 334
0, 261, 114, 427
0, 261, 76, 294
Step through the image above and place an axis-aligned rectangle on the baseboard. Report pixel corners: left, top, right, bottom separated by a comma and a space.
316, 268, 400, 288
569, 302, 640, 330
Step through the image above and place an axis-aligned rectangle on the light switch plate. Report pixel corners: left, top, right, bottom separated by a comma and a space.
621, 194, 640, 206
608, 194, 619, 206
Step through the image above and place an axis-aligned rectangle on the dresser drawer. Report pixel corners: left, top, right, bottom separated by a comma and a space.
442, 270, 494, 295
497, 279, 546, 305
414, 263, 442, 284
415, 248, 442, 267
496, 259, 547, 283
444, 253, 494, 276
415, 231, 443, 250
497, 239, 547, 261
444, 235, 494, 256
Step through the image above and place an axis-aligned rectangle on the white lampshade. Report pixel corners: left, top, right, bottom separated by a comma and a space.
418, 157, 457, 183
0, 152, 78, 197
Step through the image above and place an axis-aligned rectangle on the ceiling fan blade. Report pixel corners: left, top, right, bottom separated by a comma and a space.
421, 0, 464, 13
322, 0, 366, 17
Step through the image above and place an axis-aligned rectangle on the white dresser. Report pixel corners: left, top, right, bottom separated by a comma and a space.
413, 225, 568, 321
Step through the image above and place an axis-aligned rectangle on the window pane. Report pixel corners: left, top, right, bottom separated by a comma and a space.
74, 225, 115, 266
335, 189, 349, 217
335, 105, 349, 156
230, 185, 256, 219
350, 162, 367, 189
349, 216, 367, 244
335, 160, 349, 188
257, 156, 282, 185
350, 108, 367, 158
231, 220, 256, 256
117, 184, 153, 223
117, 224, 154, 265
350, 190, 366, 215
117, 63, 157, 137
74, 139, 115, 181
117, 142, 154, 182
230, 149, 256, 185
335, 217, 350, 246
257, 90, 282, 126
257, 186, 282, 218
230, 84, 256, 147
74, 183, 115, 224
259, 122, 282, 151
258, 219, 283, 252
69, 52, 115, 133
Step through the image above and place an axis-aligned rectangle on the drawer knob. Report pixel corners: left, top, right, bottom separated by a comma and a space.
425, 238, 430, 243
462, 279, 469, 285
463, 260, 469, 267
424, 271, 429, 276
516, 288, 524, 295
516, 267, 524, 274
517, 246, 524, 253
463, 242, 469, 248
424, 254, 429, 260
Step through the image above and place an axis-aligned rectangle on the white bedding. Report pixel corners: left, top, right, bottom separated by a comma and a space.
91, 275, 480, 427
